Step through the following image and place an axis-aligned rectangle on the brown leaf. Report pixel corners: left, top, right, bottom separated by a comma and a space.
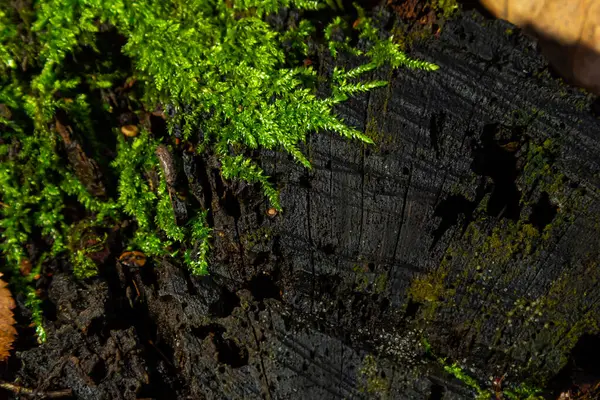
119, 251, 147, 268
0, 273, 17, 361
480, 0, 600, 94
120, 124, 139, 137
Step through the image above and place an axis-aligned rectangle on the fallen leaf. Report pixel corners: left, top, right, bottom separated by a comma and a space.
119, 251, 147, 267
120, 124, 139, 137
0, 273, 17, 361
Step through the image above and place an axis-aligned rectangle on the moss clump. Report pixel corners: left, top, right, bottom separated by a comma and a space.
423, 339, 544, 400
480, 222, 540, 264
408, 269, 447, 303
358, 354, 389, 398
2, 0, 438, 339
431, 0, 459, 19
243, 226, 273, 250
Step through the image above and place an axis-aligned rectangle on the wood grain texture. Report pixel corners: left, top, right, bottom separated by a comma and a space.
13, 6, 600, 399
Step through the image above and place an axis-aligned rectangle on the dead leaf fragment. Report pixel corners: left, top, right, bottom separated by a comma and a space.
121, 124, 139, 137
0, 273, 17, 361
119, 251, 147, 267
19, 259, 32, 276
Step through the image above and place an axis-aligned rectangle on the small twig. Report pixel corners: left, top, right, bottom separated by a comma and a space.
0, 381, 72, 399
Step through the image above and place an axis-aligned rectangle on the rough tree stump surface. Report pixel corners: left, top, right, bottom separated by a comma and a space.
11, 7, 600, 400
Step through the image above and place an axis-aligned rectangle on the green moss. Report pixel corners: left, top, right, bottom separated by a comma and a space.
68, 219, 110, 279
352, 264, 370, 292
373, 272, 387, 294
503, 384, 544, 400
431, 0, 460, 19
243, 226, 273, 250
358, 354, 389, 398
444, 362, 489, 398
408, 271, 447, 303
351, 263, 388, 294
425, 339, 543, 400
26, 287, 47, 343
481, 222, 540, 263
406, 250, 456, 319
2, 0, 439, 340
405, 124, 600, 381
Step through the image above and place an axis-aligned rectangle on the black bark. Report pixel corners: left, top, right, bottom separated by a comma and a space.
8, 7, 600, 400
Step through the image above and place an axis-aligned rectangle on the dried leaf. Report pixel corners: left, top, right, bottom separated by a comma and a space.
120, 124, 139, 137
119, 251, 147, 267
0, 273, 17, 361
481, 0, 600, 94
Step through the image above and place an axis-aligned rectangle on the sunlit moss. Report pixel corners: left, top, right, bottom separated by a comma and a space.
1, 0, 438, 339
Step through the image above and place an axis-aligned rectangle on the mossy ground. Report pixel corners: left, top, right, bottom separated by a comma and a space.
1, 0, 438, 342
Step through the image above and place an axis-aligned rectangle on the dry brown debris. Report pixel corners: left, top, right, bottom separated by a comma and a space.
0, 273, 17, 361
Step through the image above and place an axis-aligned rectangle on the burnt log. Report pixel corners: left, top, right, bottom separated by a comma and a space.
10, 6, 600, 400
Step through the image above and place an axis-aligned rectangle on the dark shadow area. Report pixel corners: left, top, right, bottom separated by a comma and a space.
217, 337, 249, 368
548, 334, 600, 398
470, 123, 522, 220
404, 300, 421, 319
150, 113, 169, 141
209, 287, 241, 318
249, 273, 282, 302
428, 383, 446, 400
429, 112, 446, 158
430, 194, 478, 249
222, 187, 242, 219
191, 323, 248, 368
192, 323, 226, 340
529, 192, 558, 231
60, 28, 132, 199
591, 98, 600, 119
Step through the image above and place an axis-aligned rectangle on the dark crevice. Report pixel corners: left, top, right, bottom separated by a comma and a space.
429, 112, 446, 158
222, 189, 242, 219
89, 359, 107, 384
213, 168, 226, 201
248, 273, 282, 302
379, 298, 390, 314
591, 98, 600, 118
150, 113, 168, 141
529, 192, 558, 230
320, 243, 336, 255
192, 156, 215, 227
548, 334, 600, 398
209, 287, 241, 318
470, 123, 522, 220
216, 338, 249, 368
404, 300, 421, 319
428, 383, 445, 400
192, 323, 226, 340
430, 193, 477, 250
299, 174, 312, 189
